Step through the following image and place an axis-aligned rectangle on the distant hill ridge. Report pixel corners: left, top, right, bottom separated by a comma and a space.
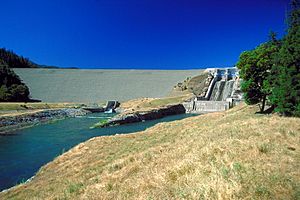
0, 48, 39, 68
0, 48, 61, 69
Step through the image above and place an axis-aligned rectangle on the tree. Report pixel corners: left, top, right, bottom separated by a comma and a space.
0, 63, 31, 102
0, 48, 38, 68
237, 39, 279, 112
0, 85, 11, 101
10, 84, 30, 102
237, 0, 300, 116
268, 0, 300, 116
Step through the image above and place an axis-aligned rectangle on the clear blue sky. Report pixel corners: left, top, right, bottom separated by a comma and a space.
0, 0, 289, 69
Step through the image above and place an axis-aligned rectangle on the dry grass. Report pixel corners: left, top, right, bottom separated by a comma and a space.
140, 95, 193, 108
1, 104, 300, 200
119, 95, 193, 114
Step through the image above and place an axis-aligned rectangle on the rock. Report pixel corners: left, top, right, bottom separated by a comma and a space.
100, 104, 186, 127
0, 108, 90, 134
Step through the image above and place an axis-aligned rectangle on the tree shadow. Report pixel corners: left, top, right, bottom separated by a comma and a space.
255, 105, 275, 114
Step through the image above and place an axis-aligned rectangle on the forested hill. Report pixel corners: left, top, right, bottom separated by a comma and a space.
0, 60, 31, 102
0, 48, 41, 101
0, 48, 60, 69
0, 48, 39, 68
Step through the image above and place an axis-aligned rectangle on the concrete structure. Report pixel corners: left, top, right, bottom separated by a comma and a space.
184, 67, 242, 113
205, 68, 239, 100
105, 100, 120, 111
183, 101, 230, 113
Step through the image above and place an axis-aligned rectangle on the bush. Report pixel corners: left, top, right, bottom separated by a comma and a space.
0, 64, 30, 102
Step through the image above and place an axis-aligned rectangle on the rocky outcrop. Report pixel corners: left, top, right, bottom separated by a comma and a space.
99, 104, 186, 127
0, 108, 89, 135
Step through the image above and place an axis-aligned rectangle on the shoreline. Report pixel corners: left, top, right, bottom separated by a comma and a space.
0, 108, 90, 135
97, 104, 186, 128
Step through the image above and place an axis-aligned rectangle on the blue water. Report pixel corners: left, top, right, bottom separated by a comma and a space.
0, 113, 193, 191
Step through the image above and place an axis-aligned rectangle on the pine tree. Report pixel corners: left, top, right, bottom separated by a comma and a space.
0, 48, 38, 68
269, 0, 300, 116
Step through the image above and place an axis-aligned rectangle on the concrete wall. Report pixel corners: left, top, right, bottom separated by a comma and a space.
183, 67, 241, 114
182, 101, 194, 113
204, 67, 239, 100
183, 101, 230, 113
204, 75, 218, 100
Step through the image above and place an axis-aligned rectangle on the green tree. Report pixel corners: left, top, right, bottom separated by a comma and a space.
268, 0, 300, 116
0, 48, 38, 68
10, 84, 30, 102
0, 85, 11, 101
0, 63, 31, 102
237, 39, 279, 112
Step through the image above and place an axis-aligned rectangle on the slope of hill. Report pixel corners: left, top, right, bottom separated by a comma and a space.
171, 72, 211, 98
0, 62, 30, 102
0, 48, 62, 69
0, 48, 39, 68
1, 104, 299, 199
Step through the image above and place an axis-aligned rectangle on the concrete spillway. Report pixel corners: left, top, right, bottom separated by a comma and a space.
210, 81, 225, 101
183, 67, 242, 113
209, 80, 234, 101
222, 80, 234, 101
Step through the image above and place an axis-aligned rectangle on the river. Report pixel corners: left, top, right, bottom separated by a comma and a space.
0, 113, 194, 191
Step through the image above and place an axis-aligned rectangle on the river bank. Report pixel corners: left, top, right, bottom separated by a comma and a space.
91, 95, 193, 128
1, 104, 299, 199
0, 108, 89, 135
0, 111, 192, 191
0, 96, 190, 134
97, 104, 186, 128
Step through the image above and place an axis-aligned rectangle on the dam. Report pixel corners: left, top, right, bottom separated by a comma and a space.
183, 67, 243, 113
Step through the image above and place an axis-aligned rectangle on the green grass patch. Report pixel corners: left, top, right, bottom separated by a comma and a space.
258, 143, 272, 154
90, 119, 109, 129
67, 182, 84, 194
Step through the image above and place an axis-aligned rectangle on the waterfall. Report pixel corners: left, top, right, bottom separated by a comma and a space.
210, 81, 225, 101
209, 80, 234, 101
220, 80, 234, 101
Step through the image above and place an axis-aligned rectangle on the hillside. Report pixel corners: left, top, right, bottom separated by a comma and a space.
0, 48, 61, 69
1, 104, 299, 199
0, 63, 31, 102
0, 48, 39, 68
171, 72, 211, 98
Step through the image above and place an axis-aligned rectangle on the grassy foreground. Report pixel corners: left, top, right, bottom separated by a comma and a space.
1, 104, 299, 199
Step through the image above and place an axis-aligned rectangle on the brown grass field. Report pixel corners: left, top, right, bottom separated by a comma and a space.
1, 104, 299, 199
119, 94, 193, 114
